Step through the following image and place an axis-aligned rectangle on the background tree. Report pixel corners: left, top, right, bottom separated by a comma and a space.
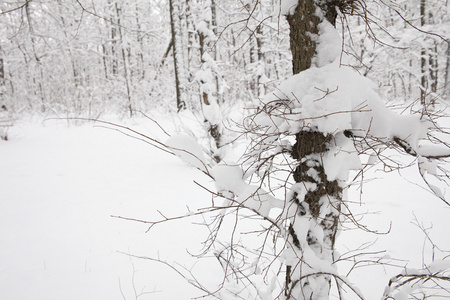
169, 0, 188, 111
196, 0, 224, 160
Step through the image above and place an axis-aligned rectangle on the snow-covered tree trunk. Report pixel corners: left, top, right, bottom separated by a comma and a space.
196, 0, 223, 161
284, 1, 341, 298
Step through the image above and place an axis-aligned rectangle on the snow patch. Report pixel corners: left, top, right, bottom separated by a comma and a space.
313, 20, 342, 67
211, 165, 246, 195
166, 133, 208, 172
277, 0, 298, 15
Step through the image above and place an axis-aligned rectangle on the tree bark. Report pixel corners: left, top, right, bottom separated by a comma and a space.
286, 0, 320, 74
286, 1, 338, 74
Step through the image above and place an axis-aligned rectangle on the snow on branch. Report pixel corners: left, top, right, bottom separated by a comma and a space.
383, 258, 450, 299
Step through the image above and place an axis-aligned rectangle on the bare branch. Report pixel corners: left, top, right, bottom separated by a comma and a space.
0, 0, 33, 15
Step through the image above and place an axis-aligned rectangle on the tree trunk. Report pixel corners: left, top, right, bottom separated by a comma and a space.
420, 0, 428, 104
169, 0, 187, 111
286, 1, 320, 74
185, 0, 196, 73
25, 2, 46, 112
108, 0, 119, 76
56, 1, 80, 88
429, 42, 438, 94
445, 42, 450, 95
211, 0, 218, 37
255, 24, 265, 97
210, 0, 221, 102
286, 1, 337, 74
197, 0, 222, 161
0, 57, 4, 84
285, 1, 341, 298
134, 2, 145, 80
115, 2, 133, 117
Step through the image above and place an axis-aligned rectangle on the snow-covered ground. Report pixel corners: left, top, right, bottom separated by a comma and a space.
0, 114, 449, 299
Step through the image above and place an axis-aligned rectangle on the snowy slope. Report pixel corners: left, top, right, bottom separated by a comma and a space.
0, 115, 449, 299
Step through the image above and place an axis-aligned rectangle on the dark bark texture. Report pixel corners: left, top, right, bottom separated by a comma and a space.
286, 0, 320, 74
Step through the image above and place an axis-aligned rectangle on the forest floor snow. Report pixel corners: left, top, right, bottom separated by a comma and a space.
0, 114, 449, 300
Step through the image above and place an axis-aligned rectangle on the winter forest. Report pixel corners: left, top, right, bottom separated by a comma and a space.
1, 0, 450, 299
